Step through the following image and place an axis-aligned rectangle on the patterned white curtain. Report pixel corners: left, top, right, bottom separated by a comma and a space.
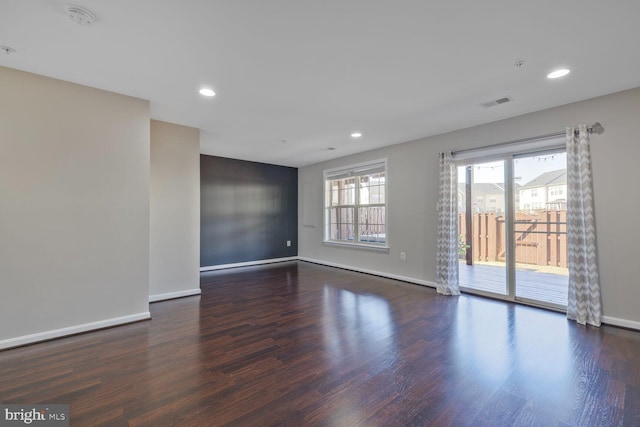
436, 151, 459, 295
566, 125, 601, 327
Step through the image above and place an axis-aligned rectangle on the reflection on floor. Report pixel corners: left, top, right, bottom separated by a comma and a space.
0, 261, 637, 425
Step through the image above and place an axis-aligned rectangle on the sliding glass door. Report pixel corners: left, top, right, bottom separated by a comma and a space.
513, 151, 568, 309
457, 148, 568, 310
458, 160, 507, 296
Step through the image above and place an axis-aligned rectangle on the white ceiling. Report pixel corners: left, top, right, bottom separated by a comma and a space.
2, 1, 639, 167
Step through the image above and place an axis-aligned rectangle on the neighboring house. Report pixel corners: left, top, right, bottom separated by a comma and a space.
518, 169, 567, 211
458, 183, 520, 215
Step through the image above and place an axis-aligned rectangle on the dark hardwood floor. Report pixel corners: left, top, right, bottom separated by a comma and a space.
1, 261, 639, 426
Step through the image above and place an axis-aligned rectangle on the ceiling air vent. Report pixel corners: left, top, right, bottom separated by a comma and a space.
481, 96, 512, 108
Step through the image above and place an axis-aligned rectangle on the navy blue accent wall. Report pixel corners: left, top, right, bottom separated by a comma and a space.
200, 155, 298, 267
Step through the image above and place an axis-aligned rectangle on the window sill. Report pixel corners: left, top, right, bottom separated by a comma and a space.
323, 241, 390, 252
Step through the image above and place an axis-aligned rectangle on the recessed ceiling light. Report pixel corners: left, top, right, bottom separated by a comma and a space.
199, 88, 216, 97
547, 69, 570, 79
350, 132, 362, 138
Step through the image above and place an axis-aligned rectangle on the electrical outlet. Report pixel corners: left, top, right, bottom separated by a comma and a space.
400, 252, 406, 261
287, 240, 291, 247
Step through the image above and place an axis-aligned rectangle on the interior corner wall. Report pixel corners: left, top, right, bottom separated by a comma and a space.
150, 120, 200, 301
200, 155, 298, 268
298, 87, 640, 327
0, 66, 151, 349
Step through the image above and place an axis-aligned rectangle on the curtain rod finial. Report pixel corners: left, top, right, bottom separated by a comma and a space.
591, 122, 604, 135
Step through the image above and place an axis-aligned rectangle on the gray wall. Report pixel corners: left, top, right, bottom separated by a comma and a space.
299, 87, 640, 327
201, 155, 298, 267
0, 67, 151, 348
150, 120, 200, 301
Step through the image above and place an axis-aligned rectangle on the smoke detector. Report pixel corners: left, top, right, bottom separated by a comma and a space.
66, 6, 96, 25
1, 45, 16, 55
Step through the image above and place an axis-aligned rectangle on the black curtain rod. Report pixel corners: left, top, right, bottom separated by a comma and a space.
450, 122, 604, 157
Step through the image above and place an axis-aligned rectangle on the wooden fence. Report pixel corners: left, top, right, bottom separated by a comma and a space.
459, 211, 567, 268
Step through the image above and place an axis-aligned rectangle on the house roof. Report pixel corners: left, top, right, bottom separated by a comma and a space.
458, 183, 520, 196
520, 169, 567, 189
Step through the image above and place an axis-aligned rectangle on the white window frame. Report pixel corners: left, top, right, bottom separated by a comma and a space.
454, 136, 568, 311
323, 158, 389, 251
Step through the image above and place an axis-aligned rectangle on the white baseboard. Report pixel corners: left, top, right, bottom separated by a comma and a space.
300, 258, 639, 331
149, 288, 201, 303
0, 311, 151, 351
200, 256, 298, 272
601, 315, 640, 331
298, 256, 437, 289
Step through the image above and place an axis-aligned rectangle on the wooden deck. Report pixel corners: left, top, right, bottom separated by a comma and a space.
459, 262, 568, 307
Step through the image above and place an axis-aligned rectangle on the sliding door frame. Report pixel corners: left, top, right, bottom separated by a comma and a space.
511, 147, 569, 312
456, 143, 567, 312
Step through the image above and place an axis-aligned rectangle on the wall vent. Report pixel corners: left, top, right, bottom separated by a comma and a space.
481, 96, 512, 108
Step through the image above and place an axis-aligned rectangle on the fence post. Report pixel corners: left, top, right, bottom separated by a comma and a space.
482, 213, 488, 262
474, 213, 479, 262
545, 211, 551, 266
487, 213, 497, 261
557, 210, 566, 267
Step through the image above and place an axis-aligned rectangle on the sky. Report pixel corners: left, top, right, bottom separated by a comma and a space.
458, 152, 567, 185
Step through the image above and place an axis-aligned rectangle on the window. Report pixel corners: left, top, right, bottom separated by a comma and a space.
531, 189, 538, 197
550, 186, 564, 197
324, 159, 387, 248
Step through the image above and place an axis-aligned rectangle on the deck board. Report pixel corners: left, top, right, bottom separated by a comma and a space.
459, 262, 568, 307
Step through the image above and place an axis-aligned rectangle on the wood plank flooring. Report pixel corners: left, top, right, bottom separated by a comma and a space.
1, 261, 639, 426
